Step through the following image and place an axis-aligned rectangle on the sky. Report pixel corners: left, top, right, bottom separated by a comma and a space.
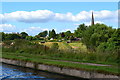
0, 2, 119, 36
1, 0, 119, 2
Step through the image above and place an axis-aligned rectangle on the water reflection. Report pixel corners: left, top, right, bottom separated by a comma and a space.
1, 63, 86, 80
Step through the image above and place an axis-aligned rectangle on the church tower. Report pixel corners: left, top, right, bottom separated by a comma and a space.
91, 12, 94, 26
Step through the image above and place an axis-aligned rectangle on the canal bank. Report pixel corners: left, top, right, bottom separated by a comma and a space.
1, 63, 84, 80
0, 58, 119, 79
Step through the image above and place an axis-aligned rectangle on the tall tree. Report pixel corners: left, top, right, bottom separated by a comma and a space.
5, 33, 21, 40
49, 29, 56, 39
38, 30, 48, 37
20, 32, 28, 39
64, 30, 72, 39
81, 23, 115, 50
97, 28, 120, 54
0, 32, 5, 41
74, 24, 87, 38
26, 36, 33, 41
61, 32, 65, 38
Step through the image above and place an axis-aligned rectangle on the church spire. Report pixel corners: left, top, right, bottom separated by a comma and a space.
91, 11, 94, 26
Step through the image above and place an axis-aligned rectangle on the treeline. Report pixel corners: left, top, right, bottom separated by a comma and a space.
1, 32, 29, 41
75, 24, 120, 53
1, 23, 120, 54
0, 29, 74, 41
74, 23, 119, 63
1, 23, 120, 63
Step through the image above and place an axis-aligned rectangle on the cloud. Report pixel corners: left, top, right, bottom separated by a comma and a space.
0, 24, 49, 35
21, 27, 49, 36
0, 14, 6, 23
54, 12, 76, 22
0, 24, 16, 32
94, 10, 118, 22
1, 10, 118, 23
54, 10, 118, 22
2, 10, 55, 23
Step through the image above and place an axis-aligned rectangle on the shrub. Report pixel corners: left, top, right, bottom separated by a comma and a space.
3, 40, 12, 46
51, 43, 59, 49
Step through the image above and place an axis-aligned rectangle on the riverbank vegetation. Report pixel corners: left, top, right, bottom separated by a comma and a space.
1, 23, 120, 75
2, 52, 119, 75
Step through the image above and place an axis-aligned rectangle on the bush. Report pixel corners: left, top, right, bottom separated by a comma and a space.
3, 40, 12, 46
51, 43, 59, 49
2, 39, 45, 54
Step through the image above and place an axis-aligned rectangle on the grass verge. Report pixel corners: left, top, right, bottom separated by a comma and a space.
2, 52, 119, 76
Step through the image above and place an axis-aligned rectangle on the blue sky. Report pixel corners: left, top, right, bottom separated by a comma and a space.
1, 2, 118, 36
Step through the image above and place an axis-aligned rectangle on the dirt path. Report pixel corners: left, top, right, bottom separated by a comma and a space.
46, 59, 112, 67
18, 55, 112, 67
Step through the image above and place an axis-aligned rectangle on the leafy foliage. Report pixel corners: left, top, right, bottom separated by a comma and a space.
74, 24, 87, 38
1, 23, 119, 64
49, 29, 57, 39
75, 24, 116, 51
20, 32, 28, 39
38, 30, 48, 37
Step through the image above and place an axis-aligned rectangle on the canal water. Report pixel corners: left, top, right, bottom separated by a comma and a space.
0, 63, 87, 80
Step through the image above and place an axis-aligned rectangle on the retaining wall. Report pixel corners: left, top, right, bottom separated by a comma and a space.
0, 58, 119, 79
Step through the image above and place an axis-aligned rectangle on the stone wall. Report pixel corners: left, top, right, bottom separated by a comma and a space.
0, 58, 119, 79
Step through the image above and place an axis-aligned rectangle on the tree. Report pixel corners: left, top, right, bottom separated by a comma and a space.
26, 36, 33, 41
107, 28, 120, 50
81, 25, 95, 49
55, 34, 60, 39
38, 30, 48, 37
89, 33, 100, 50
49, 29, 56, 39
97, 29, 120, 63
74, 24, 87, 38
80, 23, 115, 50
64, 31, 72, 39
20, 32, 28, 39
5, 33, 21, 40
61, 32, 65, 38
0, 32, 5, 41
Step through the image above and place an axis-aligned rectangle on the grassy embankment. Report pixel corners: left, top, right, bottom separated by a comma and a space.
39, 42, 118, 65
1, 52, 119, 75
1, 40, 119, 75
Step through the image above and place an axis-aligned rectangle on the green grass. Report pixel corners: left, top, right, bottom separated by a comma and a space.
58, 42, 72, 50
42, 42, 88, 54
2, 52, 118, 66
2, 52, 119, 75
1, 40, 119, 75
69, 43, 87, 52
42, 42, 72, 50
